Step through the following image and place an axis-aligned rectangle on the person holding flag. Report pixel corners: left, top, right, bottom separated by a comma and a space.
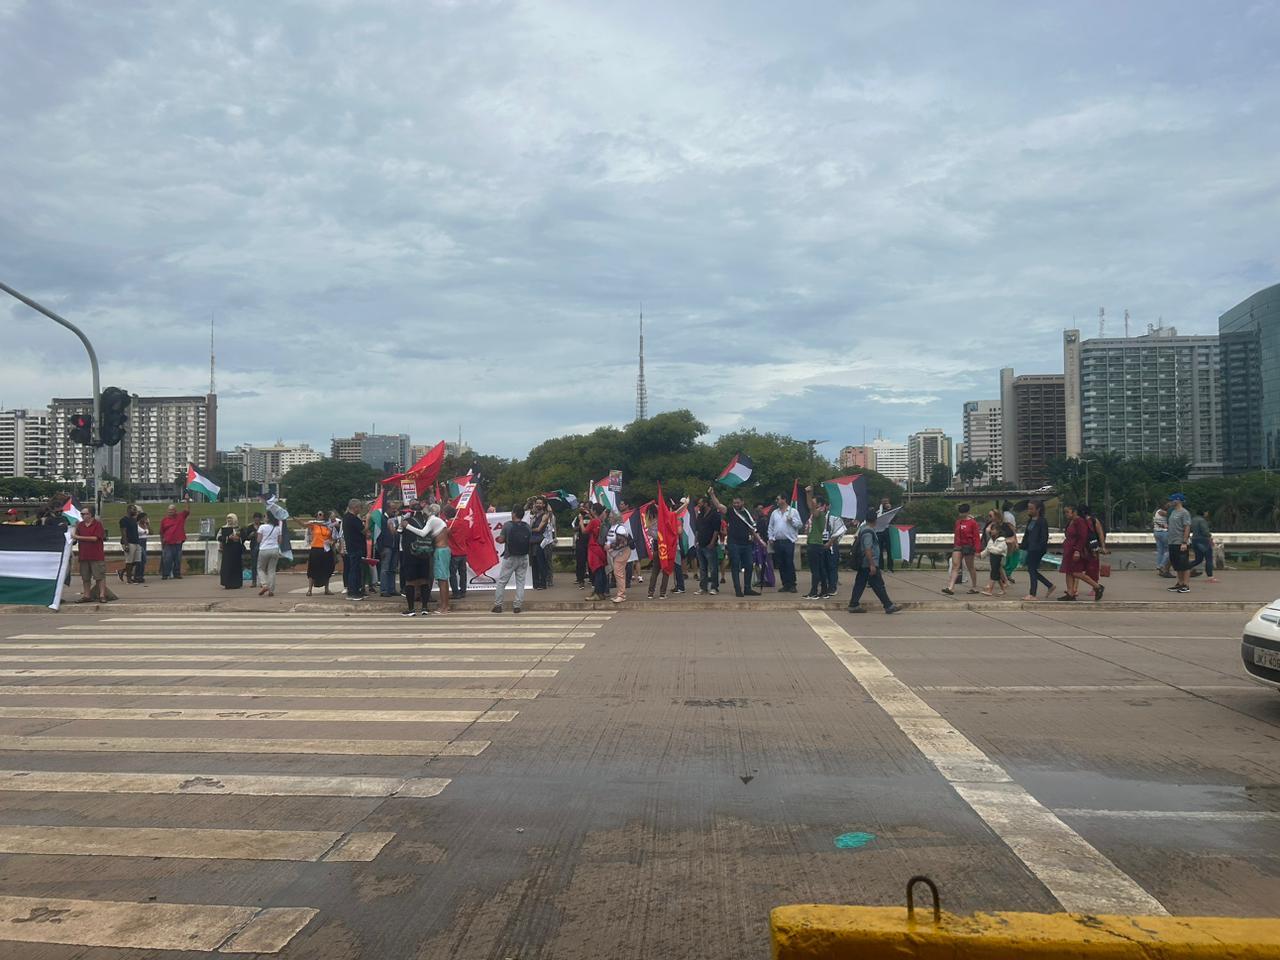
708, 485, 764, 597
159, 503, 191, 580
847, 510, 902, 615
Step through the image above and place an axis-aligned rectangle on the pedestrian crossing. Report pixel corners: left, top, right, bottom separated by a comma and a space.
0, 609, 608, 954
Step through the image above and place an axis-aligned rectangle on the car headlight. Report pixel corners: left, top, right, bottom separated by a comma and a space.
1261, 612, 1280, 625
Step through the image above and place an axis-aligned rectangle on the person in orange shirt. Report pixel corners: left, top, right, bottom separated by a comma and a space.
305, 510, 334, 596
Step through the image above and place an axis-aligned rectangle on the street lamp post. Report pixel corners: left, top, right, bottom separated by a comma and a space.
0, 281, 106, 509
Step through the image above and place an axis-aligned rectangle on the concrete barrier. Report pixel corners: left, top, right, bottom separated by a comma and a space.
771, 905, 1280, 959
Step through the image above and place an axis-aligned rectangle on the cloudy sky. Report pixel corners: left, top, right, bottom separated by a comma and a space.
2, 0, 1277, 459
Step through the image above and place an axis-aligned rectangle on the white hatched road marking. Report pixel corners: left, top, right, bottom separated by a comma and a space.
42, 631, 595, 639
0, 825, 396, 861
0, 653, 572, 664
11, 640, 586, 649
800, 611, 1167, 916
0, 683, 541, 699
1055, 808, 1280, 822
0, 769, 450, 797
0, 895, 316, 953
919, 684, 1257, 694
0, 706, 515, 722
99, 614, 609, 623
0, 668, 558, 678
0, 735, 490, 756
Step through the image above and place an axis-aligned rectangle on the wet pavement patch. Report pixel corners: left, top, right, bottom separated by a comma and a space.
833, 831, 876, 849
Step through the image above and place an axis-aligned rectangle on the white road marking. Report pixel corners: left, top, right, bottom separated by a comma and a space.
0, 706, 515, 722
1056, 808, 1280, 822
0, 653, 573, 663
38, 632, 594, 640
11, 640, 586, 649
0, 895, 316, 953
918, 684, 1257, 694
0, 769, 450, 797
99, 614, 609, 622
0, 668, 558, 678
0, 735, 490, 756
0, 825, 396, 861
0, 684, 541, 699
800, 611, 1167, 916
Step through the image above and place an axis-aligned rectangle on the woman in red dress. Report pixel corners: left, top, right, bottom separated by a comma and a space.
1059, 504, 1103, 601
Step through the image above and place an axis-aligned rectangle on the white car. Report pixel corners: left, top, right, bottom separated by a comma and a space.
1242, 598, 1280, 691
1035, 484, 1054, 493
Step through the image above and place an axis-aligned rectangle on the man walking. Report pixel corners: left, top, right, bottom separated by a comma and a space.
342, 499, 367, 601
693, 496, 721, 595
767, 493, 803, 593
493, 505, 531, 613
1166, 494, 1193, 594
847, 511, 901, 614
709, 486, 763, 597
159, 504, 190, 580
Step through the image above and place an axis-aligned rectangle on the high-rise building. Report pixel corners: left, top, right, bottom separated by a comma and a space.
331, 432, 410, 474
908, 428, 953, 484
233, 442, 324, 485
961, 399, 1002, 484
1219, 283, 1280, 472
1000, 368, 1066, 488
0, 408, 50, 479
838, 445, 871, 469
867, 439, 909, 485
1064, 327, 1222, 476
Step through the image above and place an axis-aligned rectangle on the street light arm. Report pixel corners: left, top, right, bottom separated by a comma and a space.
0, 280, 101, 427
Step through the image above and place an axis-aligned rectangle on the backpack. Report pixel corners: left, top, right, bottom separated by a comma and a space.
504, 520, 531, 555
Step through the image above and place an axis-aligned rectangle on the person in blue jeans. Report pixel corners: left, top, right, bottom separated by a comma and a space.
376, 513, 400, 597
693, 496, 722, 594
342, 499, 368, 600
1190, 509, 1217, 582
709, 486, 763, 597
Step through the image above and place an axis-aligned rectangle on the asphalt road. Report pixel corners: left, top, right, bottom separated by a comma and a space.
0, 605, 1274, 958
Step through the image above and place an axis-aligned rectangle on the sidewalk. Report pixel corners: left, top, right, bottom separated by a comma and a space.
6, 566, 1275, 615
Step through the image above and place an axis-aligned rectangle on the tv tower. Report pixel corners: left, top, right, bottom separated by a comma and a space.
635, 307, 648, 421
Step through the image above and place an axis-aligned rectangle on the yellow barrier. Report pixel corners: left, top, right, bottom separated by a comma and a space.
771, 905, 1280, 959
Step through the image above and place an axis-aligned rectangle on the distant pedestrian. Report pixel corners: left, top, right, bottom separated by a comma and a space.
135, 512, 151, 583
694, 496, 721, 595
802, 487, 833, 599
1165, 494, 1193, 593
118, 504, 142, 584
980, 511, 1011, 597
255, 514, 282, 597
1058, 504, 1103, 601
375, 509, 400, 597
876, 496, 895, 572
572, 503, 591, 587
1021, 499, 1054, 600
159, 504, 190, 580
493, 504, 532, 613
711, 486, 762, 597
1152, 507, 1171, 577
583, 503, 609, 601
607, 510, 633, 603
527, 498, 551, 589
847, 511, 901, 614
942, 504, 981, 595
217, 513, 244, 590
246, 512, 264, 586
1191, 508, 1217, 583
400, 500, 432, 616
72, 505, 108, 604
767, 493, 802, 593
342, 499, 367, 601
405, 504, 451, 614
752, 503, 775, 590
446, 504, 469, 599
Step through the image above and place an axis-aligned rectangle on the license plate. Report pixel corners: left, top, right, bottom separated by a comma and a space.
1254, 647, 1280, 670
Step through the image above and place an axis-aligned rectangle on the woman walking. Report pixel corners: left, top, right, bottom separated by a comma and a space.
1021, 500, 1054, 600
256, 514, 282, 597
305, 510, 334, 596
217, 513, 244, 589
1058, 504, 1103, 602
980, 511, 1011, 597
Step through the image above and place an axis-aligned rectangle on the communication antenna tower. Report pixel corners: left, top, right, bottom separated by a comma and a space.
1098, 307, 1105, 339
1123, 308, 1130, 338
635, 306, 648, 421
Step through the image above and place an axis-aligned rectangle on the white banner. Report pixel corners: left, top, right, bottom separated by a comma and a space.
460, 511, 525, 592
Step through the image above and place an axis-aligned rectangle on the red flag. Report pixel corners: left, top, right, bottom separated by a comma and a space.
656, 483, 680, 575
382, 440, 446, 489
460, 486, 499, 574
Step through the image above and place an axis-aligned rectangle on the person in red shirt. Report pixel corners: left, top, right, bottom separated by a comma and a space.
159, 505, 190, 580
942, 503, 982, 595
445, 504, 469, 599
584, 503, 609, 601
72, 505, 108, 603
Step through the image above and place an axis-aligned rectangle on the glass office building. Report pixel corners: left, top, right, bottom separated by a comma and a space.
1220, 283, 1280, 472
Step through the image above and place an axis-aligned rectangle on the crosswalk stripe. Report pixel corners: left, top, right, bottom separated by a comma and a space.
0, 825, 396, 861
0, 770, 450, 797
100, 615, 609, 622
0, 684, 541, 699
0, 706, 516, 722
0, 668, 556, 678
0, 735, 490, 756
0, 653, 573, 663
0, 895, 316, 953
53, 626, 597, 635
2, 642, 585, 650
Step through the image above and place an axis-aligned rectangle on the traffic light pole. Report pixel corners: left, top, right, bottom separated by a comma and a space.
0, 280, 105, 510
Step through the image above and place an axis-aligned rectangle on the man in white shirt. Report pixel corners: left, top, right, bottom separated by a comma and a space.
767, 494, 803, 593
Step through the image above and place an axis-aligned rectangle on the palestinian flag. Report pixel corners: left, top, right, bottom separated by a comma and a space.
716, 453, 753, 488
186, 465, 220, 501
677, 504, 695, 555
367, 491, 385, 550
446, 473, 473, 499
540, 489, 579, 510
60, 496, 82, 525
790, 479, 809, 528
590, 479, 619, 513
620, 503, 652, 561
0, 524, 73, 610
889, 525, 916, 564
821, 474, 867, 521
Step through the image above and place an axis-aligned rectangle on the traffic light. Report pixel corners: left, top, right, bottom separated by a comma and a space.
99, 386, 130, 446
69, 413, 94, 446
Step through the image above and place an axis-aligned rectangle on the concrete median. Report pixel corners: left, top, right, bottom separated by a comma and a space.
771, 905, 1280, 959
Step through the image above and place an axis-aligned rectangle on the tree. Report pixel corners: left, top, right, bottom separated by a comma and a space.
924, 463, 952, 492
281, 460, 381, 517
955, 459, 987, 492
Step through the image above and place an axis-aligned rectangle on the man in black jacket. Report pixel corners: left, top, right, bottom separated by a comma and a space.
342, 499, 367, 601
